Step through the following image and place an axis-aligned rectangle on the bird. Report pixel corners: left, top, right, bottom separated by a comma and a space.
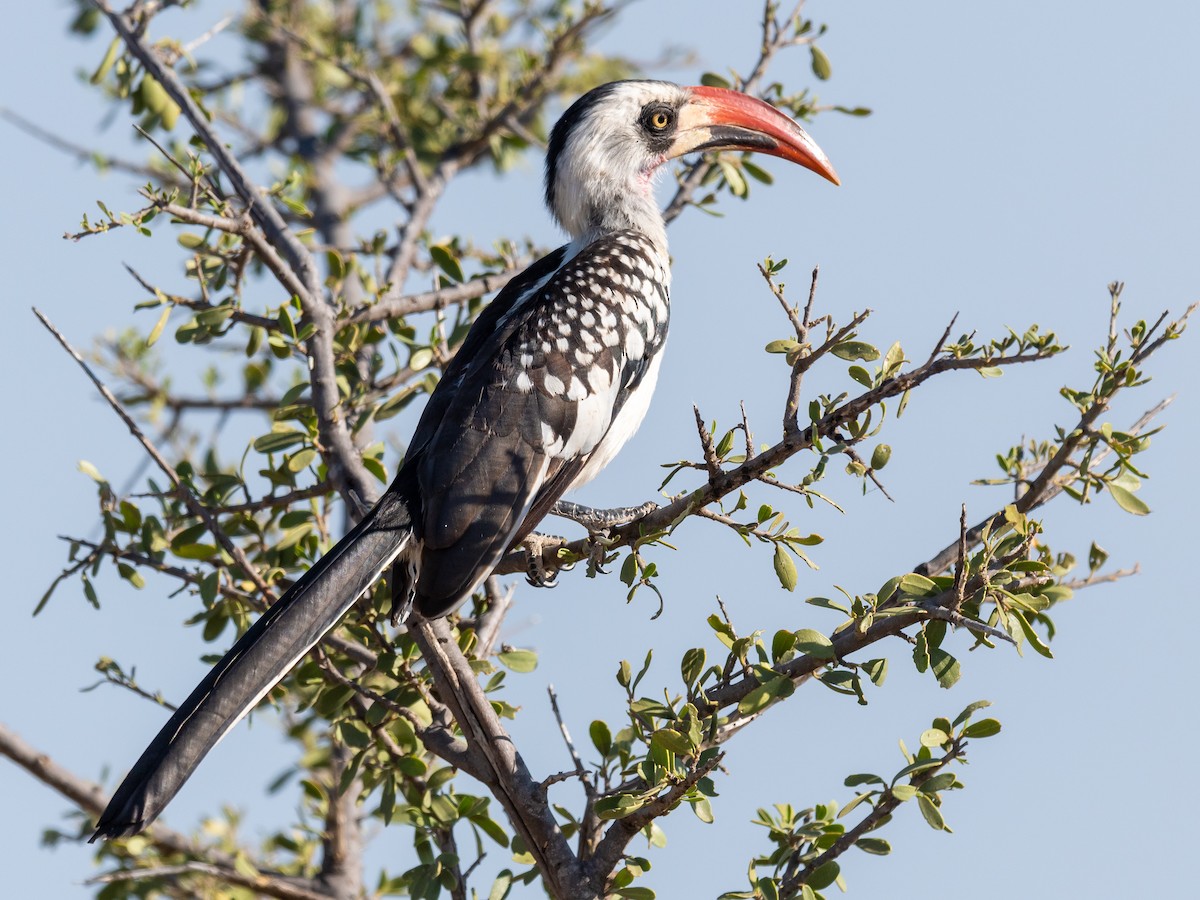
91, 79, 839, 840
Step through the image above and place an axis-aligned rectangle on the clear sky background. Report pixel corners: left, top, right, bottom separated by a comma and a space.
3, 1, 1198, 897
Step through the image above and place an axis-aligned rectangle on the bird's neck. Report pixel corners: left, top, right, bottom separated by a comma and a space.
555, 170, 668, 254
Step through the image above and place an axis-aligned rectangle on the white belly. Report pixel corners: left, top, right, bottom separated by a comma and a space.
572, 348, 664, 488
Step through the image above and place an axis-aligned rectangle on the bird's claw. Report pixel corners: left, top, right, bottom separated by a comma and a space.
586, 531, 612, 576
523, 532, 572, 588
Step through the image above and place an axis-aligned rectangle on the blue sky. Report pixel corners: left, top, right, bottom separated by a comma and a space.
2, 1, 1197, 897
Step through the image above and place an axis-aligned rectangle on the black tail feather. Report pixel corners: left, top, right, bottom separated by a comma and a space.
91, 490, 413, 840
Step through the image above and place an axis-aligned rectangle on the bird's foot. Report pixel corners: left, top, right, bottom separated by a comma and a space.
585, 529, 616, 577
523, 532, 572, 588
550, 500, 659, 530
550, 501, 657, 578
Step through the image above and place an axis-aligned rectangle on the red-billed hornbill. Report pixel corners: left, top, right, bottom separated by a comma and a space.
92, 80, 838, 840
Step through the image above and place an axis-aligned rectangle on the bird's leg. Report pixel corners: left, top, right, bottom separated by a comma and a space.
550, 500, 659, 576
522, 504, 659, 586
522, 532, 572, 588
550, 500, 659, 530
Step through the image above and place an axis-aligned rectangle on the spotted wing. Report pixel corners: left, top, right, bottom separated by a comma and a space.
402, 231, 669, 617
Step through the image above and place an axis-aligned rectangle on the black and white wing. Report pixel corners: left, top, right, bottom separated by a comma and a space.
398, 230, 670, 617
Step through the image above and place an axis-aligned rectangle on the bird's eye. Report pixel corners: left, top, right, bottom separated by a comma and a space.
641, 106, 675, 133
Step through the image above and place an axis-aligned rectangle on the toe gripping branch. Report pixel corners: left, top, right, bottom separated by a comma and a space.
522, 500, 660, 587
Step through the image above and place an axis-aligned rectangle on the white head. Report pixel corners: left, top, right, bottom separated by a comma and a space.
544, 80, 839, 248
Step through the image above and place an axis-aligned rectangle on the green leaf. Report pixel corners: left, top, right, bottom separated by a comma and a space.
116, 563, 145, 590
1107, 482, 1150, 515
765, 338, 800, 354
286, 448, 318, 473
793, 629, 834, 659
146, 305, 171, 347
690, 796, 714, 824
848, 365, 873, 387
844, 773, 885, 788
497, 649, 537, 673
855, 837, 891, 855
807, 861, 839, 890
870, 444, 892, 470
617, 659, 632, 687
737, 676, 794, 715
771, 630, 796, 663
77, 460, 106, 483
743, 160, 774, 185
890, 784, 918, 801
681, 647, 706, 686
594, 794, 646, 820
773, 545, 798, 591
919, 728, 949, 748
488, 871, 514, 900
913, 629, 929, 673
700, 71, 731, 89
917, 794, 947, 831
174, 543, 218, 560
831, 340, 880, 361
963, 718, 1002, 738
253, 429, 307, 453
409, 347, 435, 373
862, 658, 888, 686
952, 699, 992, 727
90, 37, 121, 84
651, 728, 694, 757
738, 681, 773, 717
921, 773, 958, 794
429, 244, 464, 283
898, 573, 937, 597
588, 724, 609, 758
929, 649, 961, 689
810, 45, 833, 80
1011, 610, 1054, 658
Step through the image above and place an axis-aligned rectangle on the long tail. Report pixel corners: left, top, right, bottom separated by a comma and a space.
91, 489, 413, 840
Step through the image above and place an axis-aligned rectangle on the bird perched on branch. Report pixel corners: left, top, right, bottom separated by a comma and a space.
92, 79, 838, 840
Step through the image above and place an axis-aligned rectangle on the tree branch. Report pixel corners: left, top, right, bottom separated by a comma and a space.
0, 722, 324, 900
407, 618, 597, 899
92, 0, 375, 504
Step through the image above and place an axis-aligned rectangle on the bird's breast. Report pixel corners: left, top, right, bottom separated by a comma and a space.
486, 231, 671, 476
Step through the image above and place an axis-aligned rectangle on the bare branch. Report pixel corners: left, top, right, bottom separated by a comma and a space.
499, 325, 1053, 578
408, 618, 596, 899
0, 723, 323, 900
361, 265, 528, 324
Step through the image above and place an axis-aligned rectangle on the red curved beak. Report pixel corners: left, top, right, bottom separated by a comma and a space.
682, 85, 840, 186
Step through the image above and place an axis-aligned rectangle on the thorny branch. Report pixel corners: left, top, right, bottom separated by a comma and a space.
499, 305, 1056, 578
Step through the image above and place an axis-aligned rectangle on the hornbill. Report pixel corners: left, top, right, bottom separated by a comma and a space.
92, 80, 838, 840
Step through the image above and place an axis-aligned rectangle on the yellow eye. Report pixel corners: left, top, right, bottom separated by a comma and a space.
649, 110, 671, 130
